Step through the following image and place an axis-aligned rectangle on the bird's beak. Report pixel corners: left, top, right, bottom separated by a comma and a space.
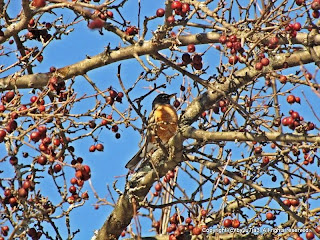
169, 93, 176, 99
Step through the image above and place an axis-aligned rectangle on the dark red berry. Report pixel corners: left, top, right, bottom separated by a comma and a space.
171, 1, 182, 10
187, 44, 195, 53
167, 16, 175, 24
156, 8, 165, 17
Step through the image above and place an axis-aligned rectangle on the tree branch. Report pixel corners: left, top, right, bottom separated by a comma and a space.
1, 32, 320, 90
182, 127, 320, 144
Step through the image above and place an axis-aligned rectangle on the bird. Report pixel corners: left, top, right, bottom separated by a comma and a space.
125, 93, 178, 170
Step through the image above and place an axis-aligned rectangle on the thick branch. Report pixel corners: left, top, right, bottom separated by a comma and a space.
182, 127, 320, 144
1, 32, 320, 90
0, 32, 220, 89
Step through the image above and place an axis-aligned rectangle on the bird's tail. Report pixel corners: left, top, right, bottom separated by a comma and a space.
125, 148, 143, 170
125, 142, 156, 170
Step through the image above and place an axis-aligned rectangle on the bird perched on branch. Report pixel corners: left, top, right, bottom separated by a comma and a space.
125, 93, 178, 170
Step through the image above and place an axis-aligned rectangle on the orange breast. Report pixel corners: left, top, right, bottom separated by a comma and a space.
152, 104, 178, 143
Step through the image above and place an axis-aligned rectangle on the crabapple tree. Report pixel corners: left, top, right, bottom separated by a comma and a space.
1, 0, 320, 240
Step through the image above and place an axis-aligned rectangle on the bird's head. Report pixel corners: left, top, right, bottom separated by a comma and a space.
152, 93, 176, 109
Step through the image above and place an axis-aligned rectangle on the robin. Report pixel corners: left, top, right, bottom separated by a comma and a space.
125, 93, 178, 170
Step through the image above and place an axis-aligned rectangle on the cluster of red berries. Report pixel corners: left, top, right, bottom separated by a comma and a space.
67, 191, 89, 204
68, 184, 89, 203
169, 2, 190, 23
27, 227, 43, 240
223, 218, 240, 228
167, 213, 186, 233
87, 9, 112, 29
3, 188, 18, 208
29, 94, 46, 112
302, 149, 315, 165
1, 174, 40, 218
3, 178, 31, 208
191, 210, 208, 235
292, 219, 318, 240
85, 90, 122, 146
281, 110, 316, 131
31, 126, 94, 185
296, 0, 320, 19
180, 43, 203, 70
22, 176, 34, 197
100, 114, 121, 138
267, 36, 280, 49
0, 91, 18, 133
164, 169, 176, 182
1, 90, 15, 104
287, 94, 300, 104
155, 1, 190, 24
311, 0, 320, 20
162, 213, 207, 239
152, 209, 210, 238
182, 52, 203, 70
89, 143, 104, 152
94, 9, 113, 21
1, 91, 49, 121
26, 18, 52, 44
296, 232, 315, 240
69, 176, 84, 191
171, 1, 190, 16
30, 125, 56, 155
100, 113, 112, 125
255, 53, 270, 70
219, 35, 243, 53
153, 170, 175, 196
153, 182, 162, 196
219, 34, 244, 65
48, 76, 67, 97
106, 89, 124, 105
64, 163, 91, 204
17, 46, 43, 63
75, 162, 91, 181
282, 110, 302, 130
209, 98, 230, 115
33, 127, 49, 144
1, 226, 9, 237
283, 198, 300, 207
285, 22, 302, 38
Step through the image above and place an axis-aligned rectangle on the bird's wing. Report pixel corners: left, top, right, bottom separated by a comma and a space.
124, 142, 145, 170
125, 109, 156, 170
